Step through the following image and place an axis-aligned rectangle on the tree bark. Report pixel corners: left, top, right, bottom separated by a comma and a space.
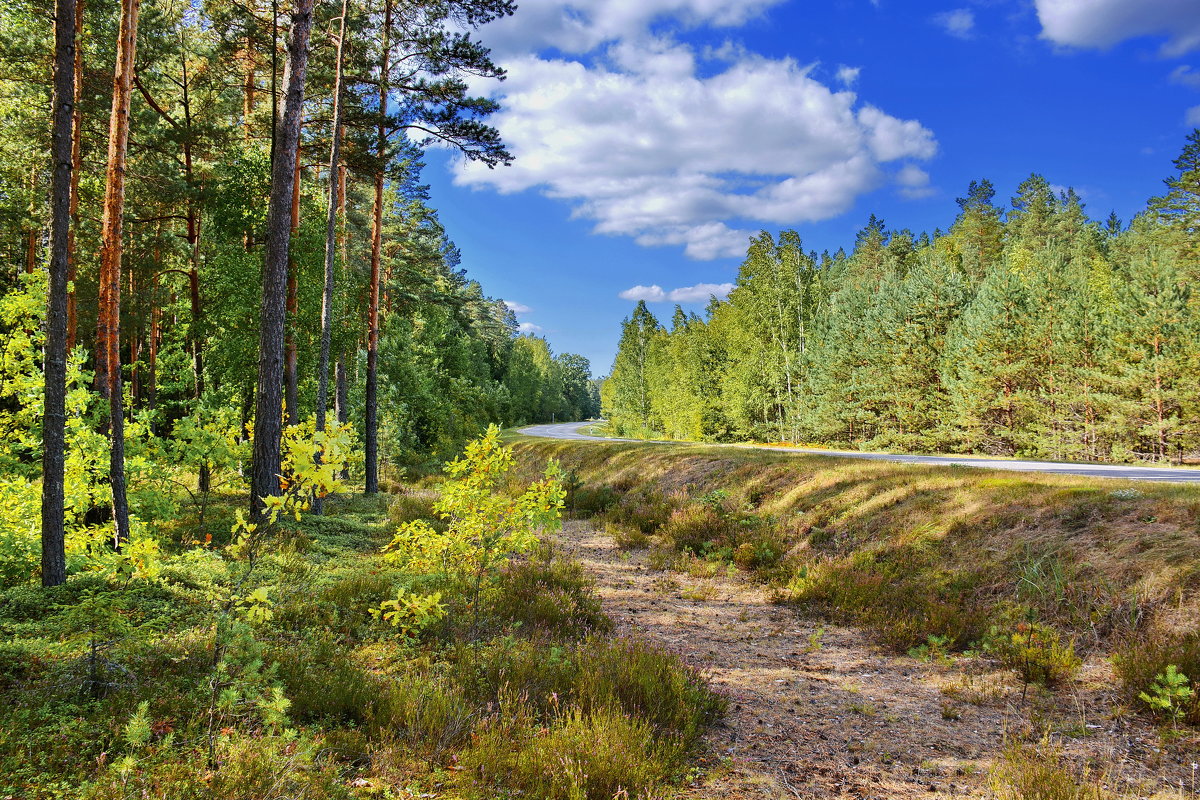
96, 0, 139, 546
41, 0, 76, 587
65, 0, 83, 352
316, 0, 347, 436
312, 0, 347, 513
365, 0, 391, 495
251, 0, 314, 520
284, 142, 301, 427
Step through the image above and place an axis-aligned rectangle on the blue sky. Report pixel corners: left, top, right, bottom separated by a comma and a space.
420, 0, 1200, 376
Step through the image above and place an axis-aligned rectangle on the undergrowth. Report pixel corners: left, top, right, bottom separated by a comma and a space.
1, 438, 724, 799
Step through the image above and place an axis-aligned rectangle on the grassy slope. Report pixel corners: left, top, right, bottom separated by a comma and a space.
512, 436, 1200, 718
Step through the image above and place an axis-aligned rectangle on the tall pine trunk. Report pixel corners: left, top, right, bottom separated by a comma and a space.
65, 0, 83, 351
251, 0, 314, 519
365, 0, 390, 495
96, 0, 139, 546
284, 143, 302, 427
41, 0, 76, 586
313, 0, 347, 512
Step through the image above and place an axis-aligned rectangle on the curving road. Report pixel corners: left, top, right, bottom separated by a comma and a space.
520, 421, 1200, 484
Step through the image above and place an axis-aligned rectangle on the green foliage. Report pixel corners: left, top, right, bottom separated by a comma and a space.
382, 426, 564, 628
1137, 665, 1194, 724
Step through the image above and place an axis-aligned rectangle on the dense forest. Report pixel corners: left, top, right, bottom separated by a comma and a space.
603, 132, 1200, 464
0, 0, 600, 584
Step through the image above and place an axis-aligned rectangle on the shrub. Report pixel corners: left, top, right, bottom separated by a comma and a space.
571, 484, 619, 517
491, 556, 612, 639
369, 672, 474, 761
1113, 631, 1200, 725
273, 638, 377, 724
990, 741, 1109, 800
606, 490, 675, 534
658, 504, 730, 555
985, 622, 1081, 687
574, 637, 726, 745
607, 521, 650, 550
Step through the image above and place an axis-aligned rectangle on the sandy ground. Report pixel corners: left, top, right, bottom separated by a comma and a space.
555, 521, 1200, 800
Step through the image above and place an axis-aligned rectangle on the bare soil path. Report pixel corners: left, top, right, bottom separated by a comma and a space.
555, 521, 1198, 800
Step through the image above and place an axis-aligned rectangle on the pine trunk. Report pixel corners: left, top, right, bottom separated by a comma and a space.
96, 0, 139, 546
65, 0, 83, 351
251, 0, 314, 520
284, 143, 302, 426
365, 0, 390, 495
41, 0, 76, 586
313, 0, 347, 513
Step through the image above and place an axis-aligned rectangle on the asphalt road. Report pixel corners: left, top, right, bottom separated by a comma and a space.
519, 421, 1200, 484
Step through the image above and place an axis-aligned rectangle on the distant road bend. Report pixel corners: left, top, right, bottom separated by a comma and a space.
520, 421, 1200, 484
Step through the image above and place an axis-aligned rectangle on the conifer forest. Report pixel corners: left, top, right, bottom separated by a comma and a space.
603, 145, 1200, 463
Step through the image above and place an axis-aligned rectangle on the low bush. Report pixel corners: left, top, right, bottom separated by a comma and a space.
491, 555, 612, 639
990, 741, 1108, 800
984, 622, 1081, 687
1113, 631, 1200, 725
607, 520, 650, 549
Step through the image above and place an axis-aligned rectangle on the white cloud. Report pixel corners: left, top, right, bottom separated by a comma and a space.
932, 9, 975, 40
517, 322, 544, 334
481, 0, 787, 56
503, 300, 533, 314
896, 164, 935, 199
836, 65, 861, 86
1187, 105, 1200, 126
1171, 65, 1200, 89
1034, 0, 1200, 56
619, 282, 735, 302
454, 40, 937, 260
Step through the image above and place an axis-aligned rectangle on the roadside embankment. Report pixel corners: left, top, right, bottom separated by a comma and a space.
511, 436, 1200, 725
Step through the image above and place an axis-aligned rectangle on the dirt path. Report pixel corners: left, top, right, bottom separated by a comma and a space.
555, 521, 1197, 800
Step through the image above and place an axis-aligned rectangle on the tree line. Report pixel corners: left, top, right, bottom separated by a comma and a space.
0, 0, 598, 586
603, 132, 1200, 464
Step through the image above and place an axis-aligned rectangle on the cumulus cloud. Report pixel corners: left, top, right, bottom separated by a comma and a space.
453, 39, 937, 260
1034, 0, 1200, 56
517, 322, 544, 334
619, 282, 735, 302
836, 65, 861, 86
503, 300, 533, 314
1187, 105, 1200, 126
932, 9, 975, 40
482, 0, 787, 56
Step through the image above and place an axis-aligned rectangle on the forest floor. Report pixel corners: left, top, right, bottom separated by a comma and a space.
554, 520, 1200, 800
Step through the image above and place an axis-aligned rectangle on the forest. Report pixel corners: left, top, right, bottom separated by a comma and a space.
603, 133, 1200, 464
0, 0, 601, 577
